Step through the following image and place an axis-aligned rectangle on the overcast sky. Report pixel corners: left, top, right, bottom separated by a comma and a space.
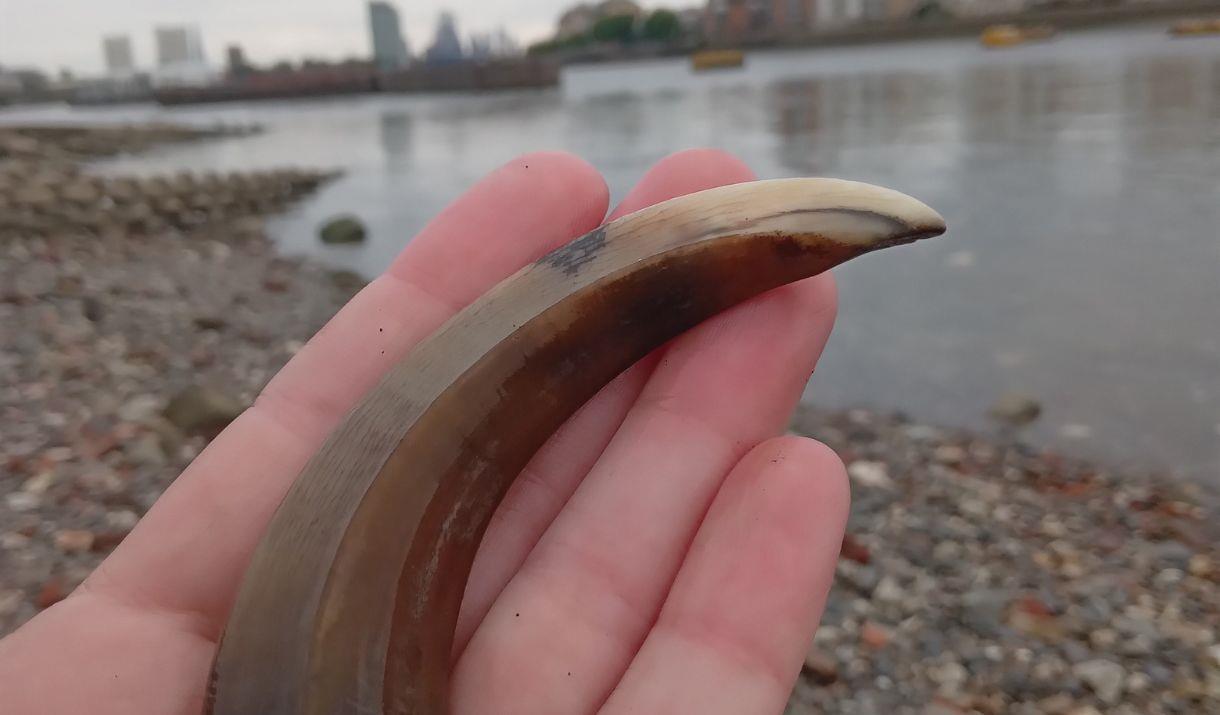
0, 0, 612, 74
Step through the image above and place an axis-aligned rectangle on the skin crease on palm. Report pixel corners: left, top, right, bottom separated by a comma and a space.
0, 149, 851, 714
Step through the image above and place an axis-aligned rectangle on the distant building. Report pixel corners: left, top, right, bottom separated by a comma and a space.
944, 0, 1024, 16
706, 0, 900, 41
368, 1, 411, 70
155, 26, 205, 67
425, 12, 465, 64
677, 7, 707, 36
772, 0, 817, 30
705, 0, 774, 41
469, 27, 521, 59
102, 35, 135, 76
556, 1, 645, 40
598, 0, 643, 18
557, 4, 598, 39
0, 72, 23, 104
882, 0, 921, 20
815, 0, 866, 26
227, 45, 251, 76
153, 26, 210, 86
491, 27, 522, 57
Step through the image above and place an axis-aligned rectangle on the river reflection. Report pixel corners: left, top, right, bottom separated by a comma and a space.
4, 25, 1217, 480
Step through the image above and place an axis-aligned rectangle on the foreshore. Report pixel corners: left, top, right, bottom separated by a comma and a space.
0, 126, 1216, 713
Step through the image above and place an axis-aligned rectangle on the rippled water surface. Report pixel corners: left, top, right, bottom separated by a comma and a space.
5, 24, 1219, 480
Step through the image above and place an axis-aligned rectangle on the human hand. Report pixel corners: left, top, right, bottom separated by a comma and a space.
0, 149, 849, 714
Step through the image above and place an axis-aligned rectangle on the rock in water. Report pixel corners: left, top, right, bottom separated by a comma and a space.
319, 215, 367, 245
164, 386, 245, 437
988, 391, 1042, 427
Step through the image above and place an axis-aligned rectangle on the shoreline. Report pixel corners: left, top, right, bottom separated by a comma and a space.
0, 125, 1216, 712
551, 0, 1220, 67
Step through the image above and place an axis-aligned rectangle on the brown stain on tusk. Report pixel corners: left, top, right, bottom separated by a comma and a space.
205, 178, 945, 714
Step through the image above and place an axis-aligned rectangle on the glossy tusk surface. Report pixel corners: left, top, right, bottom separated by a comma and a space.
206, 178, 945, 714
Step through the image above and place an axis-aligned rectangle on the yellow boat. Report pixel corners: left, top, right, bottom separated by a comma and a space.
980, 24, 1057, 49
692, 49, 745, 71
1170, 18, 1220, 37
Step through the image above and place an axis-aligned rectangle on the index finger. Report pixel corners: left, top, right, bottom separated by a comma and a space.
83, 153, 609, 637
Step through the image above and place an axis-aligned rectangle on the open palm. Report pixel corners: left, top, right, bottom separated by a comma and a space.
0, 149, 849, 714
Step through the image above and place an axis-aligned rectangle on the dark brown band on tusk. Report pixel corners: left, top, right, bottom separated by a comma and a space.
205, 179, 945, 714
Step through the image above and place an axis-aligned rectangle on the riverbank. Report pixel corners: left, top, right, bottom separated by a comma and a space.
0, 125, 1216, 712
555, 0, 1220, 66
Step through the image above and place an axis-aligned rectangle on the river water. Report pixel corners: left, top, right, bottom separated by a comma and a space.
4, 24, 1218, 481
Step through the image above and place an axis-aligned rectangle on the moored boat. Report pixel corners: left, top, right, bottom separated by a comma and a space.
1169, 18, 1220, 37
692, 49, 745, 71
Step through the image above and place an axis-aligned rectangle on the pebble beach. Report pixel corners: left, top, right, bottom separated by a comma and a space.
0, 125, 1216, 714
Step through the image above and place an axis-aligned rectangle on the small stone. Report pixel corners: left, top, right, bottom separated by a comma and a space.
36, 577, 67, 609
933, 540, 962, 564
1008, 610, 1065, 642
873, 575, 906, 604
1060, 639, 1092, 663
928, 660, 969, 695
1125, 671, 1150, 693
91, 529, 131, 553
848, 460, 893, 489
803, 643, 838, 685
838, 563, 880, 596
54, 529, 95, 553
193, 314, 228, 331
1059, 423, 1093, 440
105, 510, 140, 530
840, 533, 871, 564
988, 392, 1042, 427
933, 444, 966, 463
81, 296, 104, 322
1, 532, 31, 550
1089, 628, 1118, 649
263, 275, 291, 292
1148, 539, 1191, 569
1073, 659, 1125, 704
61, 180, 100, 205
118, 394, 164, 423
230, 217, 265, 243
0, 590, 21, 616
1013, 595, 1055, 618
14, 185, 56, 208
5, 492, 41, 512
860, 621, 893, 649
1037, 694, 1074, 714
125, 433, 167, 468
904, 424, 943, 441
164, 385, 244, 437
1067, 707, 1103, 715
960, 589, 1008, 637
1207, 643, 1220, 668
1188, 553, 1213, 577
1152, 568, 1184, 589
318, 214, 367, 244
21, 470, 57, 495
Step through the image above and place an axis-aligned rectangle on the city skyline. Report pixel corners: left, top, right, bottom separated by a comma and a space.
0, 0, 570, 74
369, 1, 412, 69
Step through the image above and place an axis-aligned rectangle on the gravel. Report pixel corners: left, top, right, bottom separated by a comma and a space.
788, 407, 1218, 714
2, 124, 1217, 714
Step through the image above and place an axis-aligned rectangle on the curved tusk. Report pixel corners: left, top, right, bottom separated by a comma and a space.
205, 178, 945, 714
